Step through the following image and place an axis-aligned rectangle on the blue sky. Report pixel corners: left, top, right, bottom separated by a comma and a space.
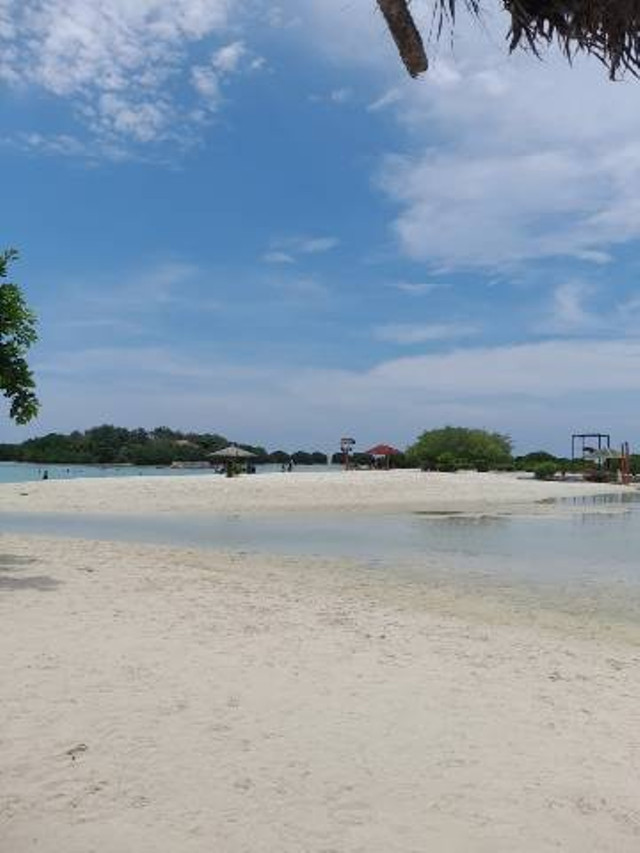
2, 0, 640, 455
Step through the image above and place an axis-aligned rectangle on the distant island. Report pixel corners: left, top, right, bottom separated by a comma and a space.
0, 425, 331, 467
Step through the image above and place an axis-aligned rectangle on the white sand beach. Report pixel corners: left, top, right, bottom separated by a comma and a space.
0, 469, 629, 516
1, 472, 638, 851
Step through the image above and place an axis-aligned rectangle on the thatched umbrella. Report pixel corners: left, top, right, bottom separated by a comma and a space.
208, 445, 256, 460
208, 444, 257, 476
378, 0, 640, 80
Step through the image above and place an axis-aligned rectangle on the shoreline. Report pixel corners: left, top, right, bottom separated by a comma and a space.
1, 533, 639, 851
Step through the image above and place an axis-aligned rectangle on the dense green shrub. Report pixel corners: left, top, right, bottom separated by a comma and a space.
408, 426, 512, 471
532, 461, 559, 480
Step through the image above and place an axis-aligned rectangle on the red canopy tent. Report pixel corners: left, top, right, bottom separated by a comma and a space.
364, 444, 402, 469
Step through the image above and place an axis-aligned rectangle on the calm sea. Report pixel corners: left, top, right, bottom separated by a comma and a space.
0, 462, 338, 483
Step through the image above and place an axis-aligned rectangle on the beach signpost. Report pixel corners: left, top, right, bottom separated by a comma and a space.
340, 436, 356, 470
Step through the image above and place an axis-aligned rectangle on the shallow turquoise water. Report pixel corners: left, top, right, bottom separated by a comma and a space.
0, 462, 216, 483
0, 462, 337, 483
1, 500, 639, 593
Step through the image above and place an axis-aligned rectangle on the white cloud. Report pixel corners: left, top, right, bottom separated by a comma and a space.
264, 235, 340, 263
212, 40, 246, 73
250, 56, 267, 72
374, 322, 478, 344
0, 0, 252, 150
191, 66, 221, 105
67, 261, 202, 318
297, 236, 339, 254
537, 281, 600, 335
391, 281, 448, 296
265, 6, 301, 31
367, 87, 402, 112
36, 346, 223, 379
262, 251, 296, 264
1, 131, 95, 158
311, 87, 353, 105
282, 0, 395, 69
534, 281, 640, 338
190, 39, 258, 112
95, 93, 170, 143
379, 143, 640, 269
364, 339, 640, 397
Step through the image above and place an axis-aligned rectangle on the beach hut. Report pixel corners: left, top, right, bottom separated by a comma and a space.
364, 443, 402, 469
208, 445, 257, 476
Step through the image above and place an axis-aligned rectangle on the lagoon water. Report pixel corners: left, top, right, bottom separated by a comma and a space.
1, 498, 640, 612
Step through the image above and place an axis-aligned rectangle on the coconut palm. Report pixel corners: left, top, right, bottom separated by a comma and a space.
378, 0, 640, 80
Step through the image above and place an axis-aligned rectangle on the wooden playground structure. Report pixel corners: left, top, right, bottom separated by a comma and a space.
572, 433, 632, 485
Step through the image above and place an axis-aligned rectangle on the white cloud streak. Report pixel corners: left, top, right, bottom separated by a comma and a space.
212, 40, 246, 73
263, 235, 340, 265
297, 236, 340, 254
262, 251, 296, 264
374, 322, 478, 344
390, 282, 448, 296
367, 87, 402, 112
537, 281, 601, 335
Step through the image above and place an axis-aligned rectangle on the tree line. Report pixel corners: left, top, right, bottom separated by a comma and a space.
0, 425, 331, 467
2, 424, 635, 474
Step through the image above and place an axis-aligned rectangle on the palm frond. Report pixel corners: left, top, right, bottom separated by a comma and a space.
379, 0, 640, 80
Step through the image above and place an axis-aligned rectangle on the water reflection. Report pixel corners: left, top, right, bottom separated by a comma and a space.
560, 490, 640, 506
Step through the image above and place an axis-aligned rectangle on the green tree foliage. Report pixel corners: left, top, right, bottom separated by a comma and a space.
514, 452, 585, 474
292, 451, 314, 465
514, 451, 557, 468
532, 461, 559, 480
239, 444, 270, 464
0, 442, 21, 460
407, 426, 513, 471
9, 425, 224, 466
0, 249, 39, 424
0, 425, 332, 467
291, 451, 329, 465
